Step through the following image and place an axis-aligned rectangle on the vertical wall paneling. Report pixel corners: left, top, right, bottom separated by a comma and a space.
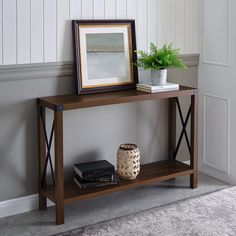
137, 0, 148, 82
157, 0, 166, 47
193, 0, 199, 53
81, 0, 93, 19
70, 0, 82, 20
2, 0, 17, 65
0, 0, 3, 64
185, 0, 194, 53
147, 0, 158, 48
116, 0, 127, 19
57, 0, 72, 62
157, 0, 162, 46
94, 0, 105, 19
0, 0, 199, 65
17, 0, 30, 64
104, 0, 115, 19
137, 0, 148, 51
166, 0, 175, 46
31, 0, 44, 63
44, 0, 57, 62
127, 0, 137, 19
127, 0, 138, 44
175, 0, 185, 53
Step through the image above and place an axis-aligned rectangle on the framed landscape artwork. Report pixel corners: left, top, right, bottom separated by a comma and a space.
72, 20, 138, 94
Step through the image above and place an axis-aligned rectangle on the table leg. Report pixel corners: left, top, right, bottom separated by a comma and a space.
168, 98, 176, 160
190, 93, 199, 189
38, 106, 47, 210
54, 111, 64, 225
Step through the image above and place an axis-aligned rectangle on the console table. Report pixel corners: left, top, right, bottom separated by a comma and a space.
37, 86, 198, 225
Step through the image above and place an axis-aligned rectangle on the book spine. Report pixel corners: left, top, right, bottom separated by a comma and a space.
81, 170, 115, 179
137, 87, 179, 93
137, 87, 150, 92
77, 182, 118, 189
83, 176, 114, 182
73, 166, 82, 178
74, 178, 119, 189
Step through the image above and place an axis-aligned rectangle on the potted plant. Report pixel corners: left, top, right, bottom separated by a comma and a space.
135, 43, 187, 86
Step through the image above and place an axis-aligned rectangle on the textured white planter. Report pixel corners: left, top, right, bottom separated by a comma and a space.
117, 144, 140, 180
151, 69, 167, 86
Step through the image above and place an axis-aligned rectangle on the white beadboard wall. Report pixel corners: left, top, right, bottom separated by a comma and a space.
0, 0, 199, 65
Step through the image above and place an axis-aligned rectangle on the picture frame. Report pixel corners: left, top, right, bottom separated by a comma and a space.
72, 20, 138, 95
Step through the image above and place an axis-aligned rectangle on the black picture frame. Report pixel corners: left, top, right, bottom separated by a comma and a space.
72, 20, 138, 95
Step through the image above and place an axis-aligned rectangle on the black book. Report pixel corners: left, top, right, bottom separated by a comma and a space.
74, 174, 114, 183
73, 160, 115, 179
74, 175, 120, 189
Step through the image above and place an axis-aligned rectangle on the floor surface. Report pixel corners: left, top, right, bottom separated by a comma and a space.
0, 173, 230, 236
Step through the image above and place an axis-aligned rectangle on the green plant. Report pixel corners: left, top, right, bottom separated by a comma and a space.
135, 43, 187, 70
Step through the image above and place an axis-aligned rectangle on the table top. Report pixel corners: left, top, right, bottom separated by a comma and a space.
37, 86, 198, 111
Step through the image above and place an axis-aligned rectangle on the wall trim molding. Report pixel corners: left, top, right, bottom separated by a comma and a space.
0, 62, 75, 82
0, 54, 199, 83
0, 194, 54, 219
179, 54, 199, 67
202, 93, 231, 174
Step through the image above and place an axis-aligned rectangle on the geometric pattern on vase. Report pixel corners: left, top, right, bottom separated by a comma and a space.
117, 144, 140, 179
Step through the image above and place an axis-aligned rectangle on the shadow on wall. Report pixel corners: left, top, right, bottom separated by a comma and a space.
0, 99, 38, 200
136, 99, 169, 164
64, 150, 101, 182
0, 75, 75, 201
136, 68, 169, 163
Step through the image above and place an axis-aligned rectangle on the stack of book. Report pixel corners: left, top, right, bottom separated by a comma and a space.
137, 82, 179, 93
73, 160, 119, 189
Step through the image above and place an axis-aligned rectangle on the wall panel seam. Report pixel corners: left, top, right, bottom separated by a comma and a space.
43, 0, 45, 62
16, 0, 18, 64
56, 0, 58, 61
30, 0, 31, 63
184, 0, 186, 53
146, 0, 148, 50
93, 0, 95, 19
1, 0, 2, 63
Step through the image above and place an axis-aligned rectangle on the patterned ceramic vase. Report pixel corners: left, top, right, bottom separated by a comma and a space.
117, 144, 140, 180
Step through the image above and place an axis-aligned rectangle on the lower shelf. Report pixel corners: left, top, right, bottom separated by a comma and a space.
42, 160, 193, 205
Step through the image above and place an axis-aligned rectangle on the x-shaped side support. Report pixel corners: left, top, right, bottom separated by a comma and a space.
40, 108, 55, 187
173, 98, 191, 159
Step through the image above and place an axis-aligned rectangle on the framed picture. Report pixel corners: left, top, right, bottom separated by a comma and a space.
72, 20, 138, 95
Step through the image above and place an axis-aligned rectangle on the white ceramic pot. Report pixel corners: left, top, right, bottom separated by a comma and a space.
151, 69, 167, 86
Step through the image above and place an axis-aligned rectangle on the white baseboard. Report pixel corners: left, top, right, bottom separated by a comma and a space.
0, 194, 54, 219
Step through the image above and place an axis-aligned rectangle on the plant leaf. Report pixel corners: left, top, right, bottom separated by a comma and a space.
134, 42, 187, 70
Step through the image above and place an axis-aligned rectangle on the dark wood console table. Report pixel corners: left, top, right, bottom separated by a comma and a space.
37, 86, 198, 225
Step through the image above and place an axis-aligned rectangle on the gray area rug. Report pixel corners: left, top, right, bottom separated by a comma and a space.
55, 187, 236, 236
